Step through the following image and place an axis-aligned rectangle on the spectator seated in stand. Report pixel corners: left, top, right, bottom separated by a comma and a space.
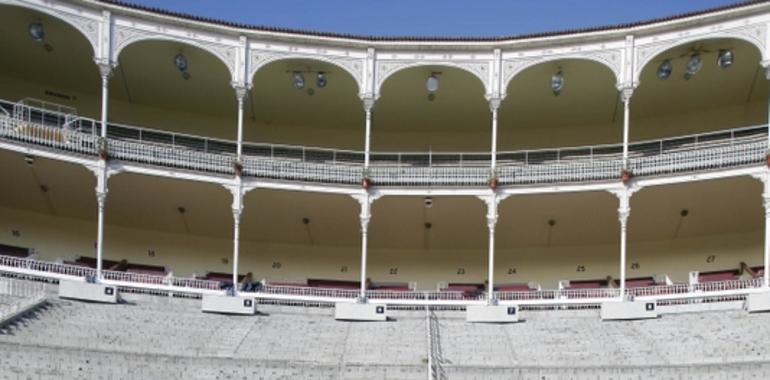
239, 272, 261, 292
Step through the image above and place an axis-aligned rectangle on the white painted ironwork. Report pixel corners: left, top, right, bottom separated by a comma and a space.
0, 99, 767, 188
1, 254, 765, 307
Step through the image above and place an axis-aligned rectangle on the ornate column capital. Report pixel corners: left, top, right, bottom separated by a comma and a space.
351, 192, 382, 231
485, 94, 504, 113
232, 82, 252, 102
360, 95, 377, 113
751, 170, 770, 212
617, 85, 635, 103
477, 193, 510, 230
608, 184, 641, 224
94, 59, 116, 81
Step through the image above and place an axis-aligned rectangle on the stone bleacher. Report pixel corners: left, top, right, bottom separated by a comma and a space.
1, 278, 770, 379
437, 308, 770, 378
0, 291, 427, 379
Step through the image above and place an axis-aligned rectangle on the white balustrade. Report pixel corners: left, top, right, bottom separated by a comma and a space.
0, 97, 767, 187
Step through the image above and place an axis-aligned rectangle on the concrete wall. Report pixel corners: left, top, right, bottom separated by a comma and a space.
0, 206, 761, 290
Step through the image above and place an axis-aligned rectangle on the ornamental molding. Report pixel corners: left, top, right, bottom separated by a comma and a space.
248, 48, 364, 92
501, 48, 623, 92
0, 0, 102, 55
634, 22, 767, 83
61, 13, 100, 54
113, 23, 239, 81
374, 60, 491, 96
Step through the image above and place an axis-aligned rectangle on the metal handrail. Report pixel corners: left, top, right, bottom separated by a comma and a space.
0, 98, 767, 187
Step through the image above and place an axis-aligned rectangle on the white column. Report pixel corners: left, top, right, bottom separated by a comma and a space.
764, 66, 770, 148
362, 97, 375, 169
485, 195, 498, 303
762, 178, 770, 288
616, 189, 632, 299
489, 98, 501, 171
358, 194, 372, 301
234, 85, 250, 159
97, 64, 112, 139
94, 167, 109, 279
620, 88, 634, 170
230, 182, 244, 291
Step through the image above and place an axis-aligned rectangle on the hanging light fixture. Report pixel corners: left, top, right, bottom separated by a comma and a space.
717, 49, 734, 69
292, 71, 305, 90
174, 53, 190, 80
551, 68, 564, 96
656, 60, 673, 80
683, 53, 702, 80
316, 72, 327, 88
28, 22, 44, 42
425, 73, 440, 93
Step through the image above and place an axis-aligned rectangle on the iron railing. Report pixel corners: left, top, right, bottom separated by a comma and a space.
0, 255, 765, 307
0, 98, 766, 187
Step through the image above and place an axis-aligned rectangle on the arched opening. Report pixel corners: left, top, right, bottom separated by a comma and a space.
632, 38, 766, 140
369, 196, 486, 290
247, 59, 363, 149
0, 5, 99, 114
374, 65, 488, 151
110, 40, 235, 138
500, 59, 620, 151
106, 173, 232, 276
630, 177, 763, 283
497, 191, 618, 288
241, 189, 360, 283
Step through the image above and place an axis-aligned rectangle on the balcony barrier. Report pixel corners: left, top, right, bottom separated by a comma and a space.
0, 255, 765, 307
0, 98, 767, 187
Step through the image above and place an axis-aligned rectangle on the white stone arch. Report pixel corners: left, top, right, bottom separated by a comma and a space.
502, 52, 622, 96
113, 28, 238, 83
634, 26, 767, 85
375, 61, 491, 98
0, 0, 100, 57
248, 52, 363, 95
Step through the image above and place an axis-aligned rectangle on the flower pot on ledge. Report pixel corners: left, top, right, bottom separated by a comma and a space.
233, 161, 243, 177
620, 169, 633, 183
362, 177, 372, 189
488, 177, 498, 190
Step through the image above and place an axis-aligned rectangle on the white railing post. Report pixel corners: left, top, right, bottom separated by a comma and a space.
91, 164, 112, 280
352, 192, 377, 301
620, 87, 634, 170
488, 97, 502, 171
233, 84, 250, 160
362, 96, 376, 169
228, 180, 244, 292
753, 171, 770, 288
96, 62, 113, 139
610, 185, 639, 300
479, 193, 506, 304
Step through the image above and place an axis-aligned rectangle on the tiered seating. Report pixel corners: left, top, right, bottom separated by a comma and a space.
68, 257, 167, 276
196, 271, 244, 283
0, 244, 30, 258
698, 269, 739, 283
495, 283, 532, 291
612, 276, 658, 288
562, 278, 615, 298
438, 308, 770, 378
439, 283, 485, 299
0, 290, 426, 379
307, 278, 360, 290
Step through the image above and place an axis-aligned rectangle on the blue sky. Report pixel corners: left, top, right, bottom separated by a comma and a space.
122, 0, 744, 38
